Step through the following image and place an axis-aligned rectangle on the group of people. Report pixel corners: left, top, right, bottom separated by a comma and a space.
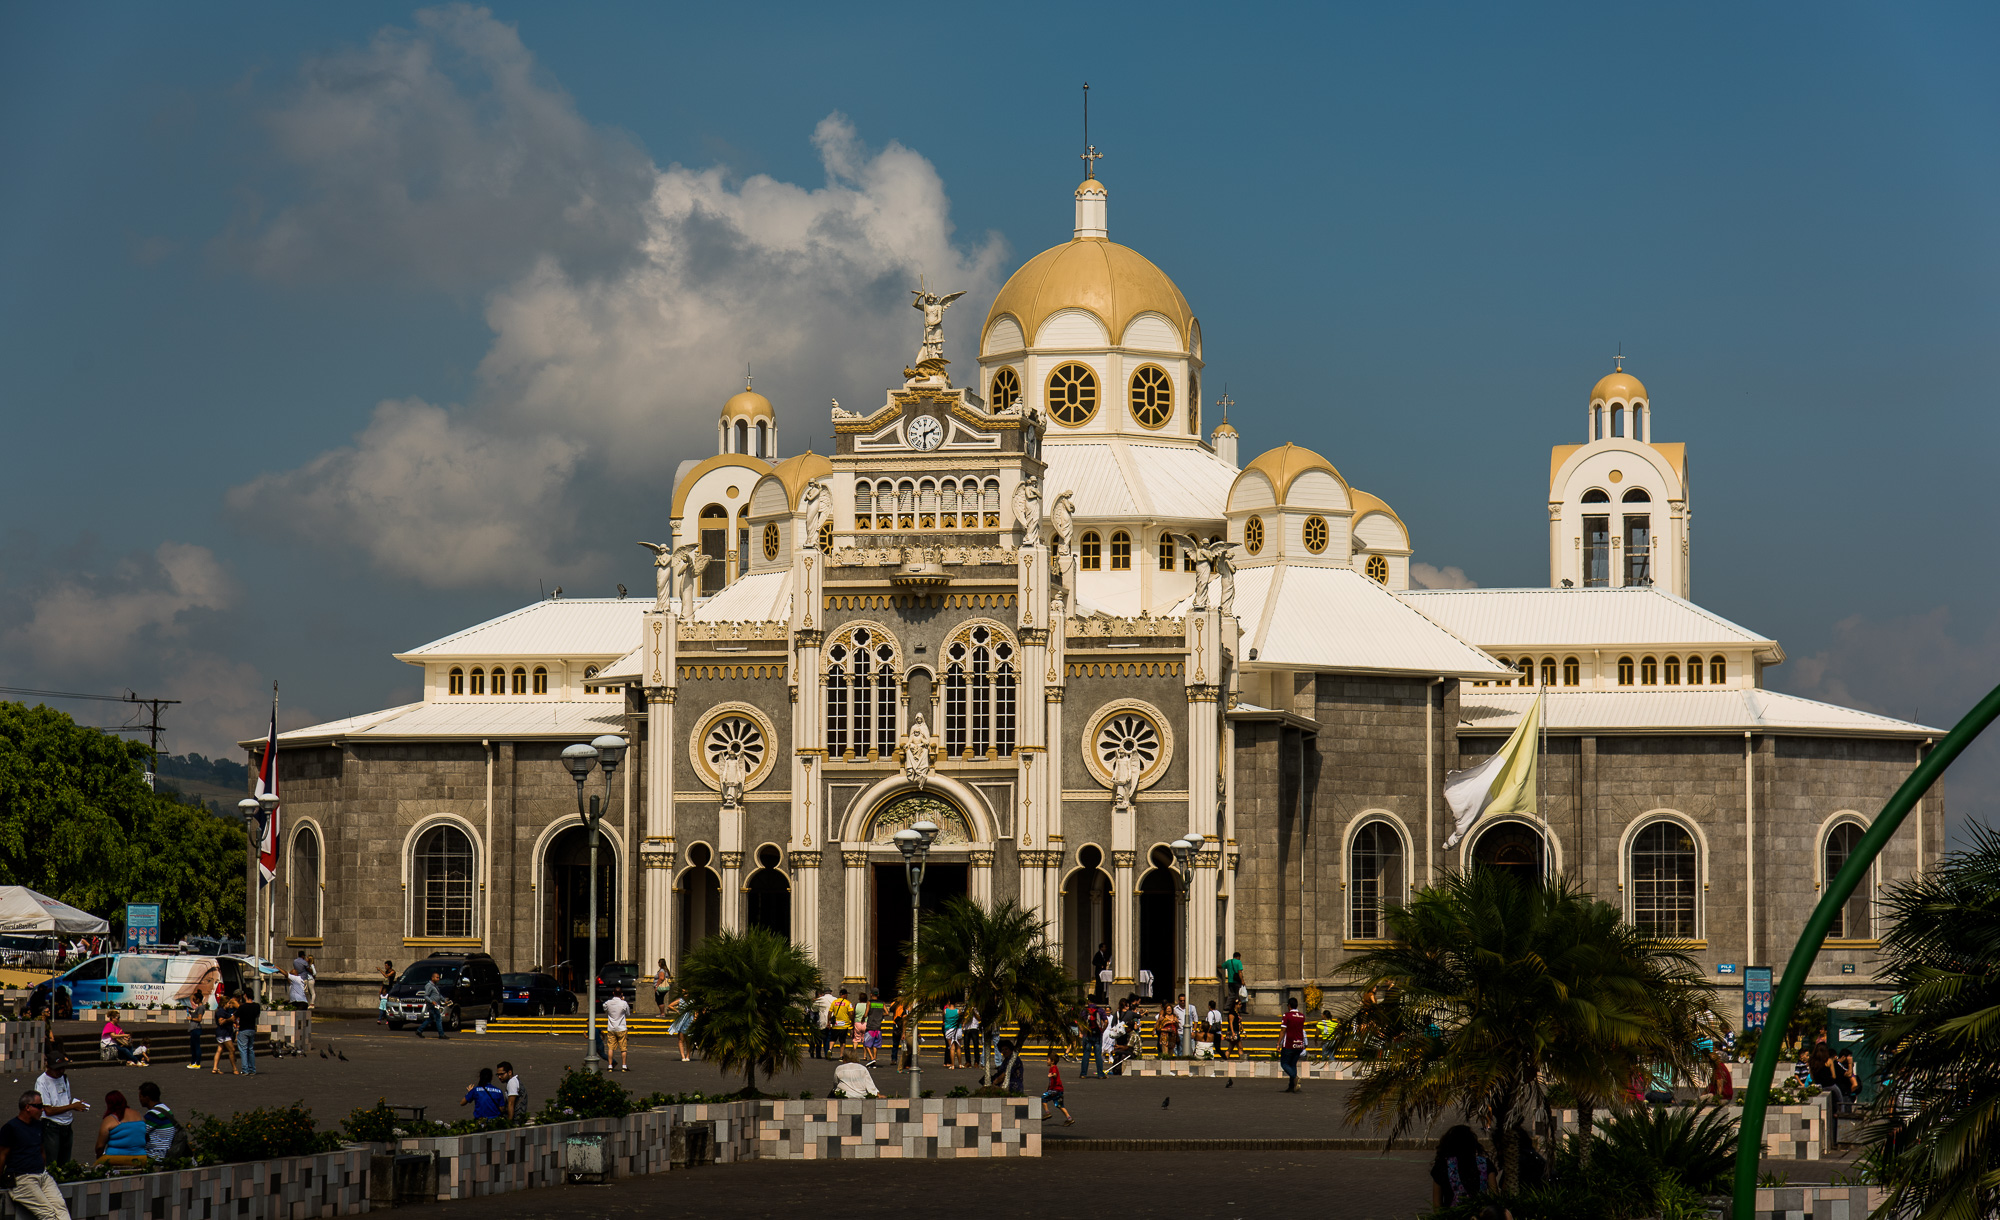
1, 1061, 187, 1220
457, 1062, 525, 1121
163, 982, 266, 1075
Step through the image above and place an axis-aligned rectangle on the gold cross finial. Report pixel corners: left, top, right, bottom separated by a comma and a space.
1081, 82, 1102, 178
1613, 344, 1624, 373
1215, 386, 1234, 421
745, 362, 753, 390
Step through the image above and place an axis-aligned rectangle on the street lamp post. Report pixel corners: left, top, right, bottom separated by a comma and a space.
892, 819, 940, 1100
562, 735, 628, 1074
1170, 838, 1195, 1052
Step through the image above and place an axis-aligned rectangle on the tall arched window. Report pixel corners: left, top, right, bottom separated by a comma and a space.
1080, 532, 1101, 570
448, 668, 464, 696
1109, 531, 1132, 570
824, 628, 896, 758
1517, 658, 1534, 686
1612, 405, 1625, 437
1366, 555, 1389, 583
1617, 656, 1635, 686
1244, 516, 1265, 555
1540, 657, 1557, 687
1630, 821, 1697, 938
1348, 820, 1405, 941
290, 826, 321, 939
532, 666, 549, 695
990, 366, 1022, 411
1709, 655, 1727, 684
755, 420, 767, 459
944, 625, 1015, 758
738, 505, 752, 576
1663, 656, 1680, 685
512, 667, 528, 695
1639, 655, 1658, 685
1562, 656, 1581, 686
699, 504, 729, 595
1824, 822, 1871, 939
1593, 406, 1603, 439
470, 667, 485, 696
1158, 533, 1177, 571
1683, 655, 1701, 686
412, 824, 475, 938
734, 419, 748, 453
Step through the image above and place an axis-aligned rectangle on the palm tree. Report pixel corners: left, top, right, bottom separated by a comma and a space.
673, 926, 822, 1096
1862, 822, 2000, 1220
1340, 868, 1717, 1186
903, 897, 1073, 1086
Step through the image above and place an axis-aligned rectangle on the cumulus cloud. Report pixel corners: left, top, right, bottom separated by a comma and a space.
6, 542, 236, 668
1410, 562, 1478, 590
226, 7, 1004, 585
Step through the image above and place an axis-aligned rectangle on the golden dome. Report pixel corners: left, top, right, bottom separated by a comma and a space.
1591, 369, 1647, 402
1234, 443, 1348, 507
766, 451, 833, 510
985, 237, 1194, 351
1210, 420, 1239, 438
1074, 177, 1106, 196
724, 384, 775, 420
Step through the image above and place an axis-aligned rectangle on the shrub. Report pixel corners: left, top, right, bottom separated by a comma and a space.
537, 1067, 634, 1121
946, 1085, 971, 1099
190, 1103, 342, 1163
1590, 1104, 1737, 1196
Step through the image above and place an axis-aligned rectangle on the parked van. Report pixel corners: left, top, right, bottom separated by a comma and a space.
53, 954, 270, 1011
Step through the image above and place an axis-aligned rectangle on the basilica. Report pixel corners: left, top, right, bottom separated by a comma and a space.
258, 170, 1941, 1011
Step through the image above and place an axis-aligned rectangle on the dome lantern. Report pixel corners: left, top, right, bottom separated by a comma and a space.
718, 377, 778, 459
1074, 176, 1108, 241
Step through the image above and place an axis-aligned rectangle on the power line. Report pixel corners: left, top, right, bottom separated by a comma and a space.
0, 684, 136, 703
0, 686, 179, 759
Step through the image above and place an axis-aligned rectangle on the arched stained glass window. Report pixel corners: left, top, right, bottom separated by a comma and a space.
448, 668, 464, 696
1824, 823, 1871, 939
824, 629, 896, 758
1348, 821, 1405, 941
412, 824, 475, 938
1630, 821, 1697, 938
1618, 656, 1635, 686
1080, 532, 1101, 570
944, 626, 1015, 758
1158, 533, 1177, 571
1541, 657, 1557, 687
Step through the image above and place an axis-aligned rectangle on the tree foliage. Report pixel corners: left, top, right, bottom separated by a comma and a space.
1862, 821, 2000, 1220
0, 702, 247, 939
902, 897, 1074, 1085
1340, 868, 1720, 1185
673, 925, 821, 1094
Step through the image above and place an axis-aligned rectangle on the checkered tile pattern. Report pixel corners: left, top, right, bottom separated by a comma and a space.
1751, 1183, 1884, 1219
48, 1146, 372, 1220
752, 1098, 1037, 1159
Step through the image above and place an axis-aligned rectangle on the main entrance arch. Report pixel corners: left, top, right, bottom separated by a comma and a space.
863, 792, 972, 997
541, 825, 617, 989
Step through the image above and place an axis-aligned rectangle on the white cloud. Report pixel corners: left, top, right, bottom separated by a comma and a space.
6, 542, 236, 668
1410, 562, 1478, 589
226, 8, 1003, 585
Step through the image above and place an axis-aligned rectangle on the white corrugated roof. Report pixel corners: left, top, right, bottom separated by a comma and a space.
595, 644, 646, 684
694, 571, 791, 622
396, 599, 647, 660
1040, 439, 1236, 522
264, 700, 627, 746
1174, 566, 1511, 678
1399, 587, 1780, 654
1458, 689, 1937, 736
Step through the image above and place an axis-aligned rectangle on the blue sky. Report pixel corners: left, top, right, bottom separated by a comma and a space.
2, 3, 1996, 837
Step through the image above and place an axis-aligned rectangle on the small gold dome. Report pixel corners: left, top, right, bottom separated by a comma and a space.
724, 384, 775, 420
1210, 420, 1239, 438
986, 238, 1193, 350
1235, 442, 1348, 507
1591, 369, 1647, 402
1074, 177, 1107, 197
767, 451, 833, 510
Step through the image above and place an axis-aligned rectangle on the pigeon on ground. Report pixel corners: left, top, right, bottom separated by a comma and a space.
1225, 1078, 1234, 1089
1161, 1097, 1170, 1109
319, 1050, 327, 1059
337, 1050, 348, 1061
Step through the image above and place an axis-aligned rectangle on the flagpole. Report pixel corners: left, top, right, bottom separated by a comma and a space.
267, 682, 278, 962
1538, 687, 1547, 879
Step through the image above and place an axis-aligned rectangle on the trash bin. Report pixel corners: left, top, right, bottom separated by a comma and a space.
565, 1132, 609, 1184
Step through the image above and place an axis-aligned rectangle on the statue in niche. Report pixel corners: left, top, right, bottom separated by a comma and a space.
1109, 742, 1143, 812
902, 715, 934, 789
717, 745, 748, 812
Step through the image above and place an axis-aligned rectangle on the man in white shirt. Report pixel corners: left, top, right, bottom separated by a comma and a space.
31, 1061, 84, 1167
1173, 994, 1198, 1057
602, 989, 632, 1072
811, 988, 835, 1060
497, 1062, 522, 1120
832, 1050, 879, 1098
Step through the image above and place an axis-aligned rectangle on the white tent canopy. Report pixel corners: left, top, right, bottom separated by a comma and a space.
0, 887, 110, 935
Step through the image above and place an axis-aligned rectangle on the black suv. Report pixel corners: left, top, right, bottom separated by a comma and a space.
385, 953, 503, 1030
594, 960, 641, 1009
501, 972, 577, 1016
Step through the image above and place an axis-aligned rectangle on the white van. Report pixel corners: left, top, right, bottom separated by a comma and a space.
55, 954, 268, 1011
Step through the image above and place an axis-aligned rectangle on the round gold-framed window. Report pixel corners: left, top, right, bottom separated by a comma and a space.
1128, 364, 1172, 429
1245, 515, 1265, 555
687, 702, 779, 792
1080, 699, 1175, 791
762, 523, 779, 560
1046, 363, 1099, 426
817, 520, 833, 554
1366, 554, 1389, 583
1303, 515, 1329, 554
989, 366, 1022, 412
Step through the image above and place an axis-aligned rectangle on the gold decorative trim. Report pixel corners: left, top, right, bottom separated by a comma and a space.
841, 851, 869, 868
970, 850, 996, 868
718, 852, 743, 870
283, 937, 324, 948
403, 937, 482, 948
1822, 938, 1880, 949
1112, 850, 1136, 869
790, 850, 823, 868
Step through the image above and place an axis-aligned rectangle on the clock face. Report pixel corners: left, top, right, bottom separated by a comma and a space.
906, 415, 943, 451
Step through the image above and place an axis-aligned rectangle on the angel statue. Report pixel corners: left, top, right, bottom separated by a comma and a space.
902, 715, 934, 789
1169, 534, 1240, 613
911, 286, 966, 365
801, 480, 832, 541
1049, 489, 1077, 573
671, 545, 710, 607
636, 541, 675, 613
1011, 476, 1042, 535
1109, 742, 1143, 812
717, 746, 747, 812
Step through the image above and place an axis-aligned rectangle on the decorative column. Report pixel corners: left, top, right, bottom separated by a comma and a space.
842, 848, 869, 985
971, 849, 995, 908
719, 850, 743, 932
791, 757, 821, 958
1112, 849, 1137, 987
1185, 605, 1223, 990
793, 544, 826, 958
640, 609, 678, 968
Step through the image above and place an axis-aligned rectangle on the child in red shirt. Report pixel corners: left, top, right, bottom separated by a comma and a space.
1041, 1052, 1073, 1125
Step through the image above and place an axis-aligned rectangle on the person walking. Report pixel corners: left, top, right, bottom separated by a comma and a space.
667, 996, 695, 1061
603, 988, 631, 1072
1079, 1003, 1105, 1078
862, 994, 885, 1066
496, 1062, 522, 1121
1430, 1124, 1495, 1208
1041, 1052, 1074, 1126
1224, 999, 1245, 1060
234, 990, 261, 1074
1223, 950, 1245, 1003
1, 1091, 72, 1220
1279, 997, 1307, 1091
210, 995, 238, 1074
30, 1062, 82, 1168
652, 960, 672, 1019
941, 999, 961, 1069
462, 1068, 506, 1119
810, 987, 834, 1059
413, 972, 449, 1040
183, 985, 206, 1070
829, 990, 854, 1062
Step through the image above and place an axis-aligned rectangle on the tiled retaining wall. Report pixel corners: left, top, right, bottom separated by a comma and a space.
18, 1145, 372, 1220
1743, 1183, 1883, 1219
389, 1108, 695, 1199
1556, 1099, 1826, 1160
2, 1021, 44, 1078
754, 1097, 1036, 1159
1114, 1057, 1359, 1080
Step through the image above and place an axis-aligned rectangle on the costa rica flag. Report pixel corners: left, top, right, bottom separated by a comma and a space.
254, 698, 279, 886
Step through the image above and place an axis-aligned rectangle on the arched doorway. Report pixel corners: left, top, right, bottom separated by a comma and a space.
678, 842, 722, 959
1065, 846, 1112, 999
865, 793, 973, 997
1138, 846, 1180, 1006
746, 844, 791, 939
541, 825, 617, 991
1472, 819, 1546, 884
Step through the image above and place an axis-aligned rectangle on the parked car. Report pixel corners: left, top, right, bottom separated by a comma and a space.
594, 960, 641, 1008
500, 972, 576, 1017
383, 953, 503, 1030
